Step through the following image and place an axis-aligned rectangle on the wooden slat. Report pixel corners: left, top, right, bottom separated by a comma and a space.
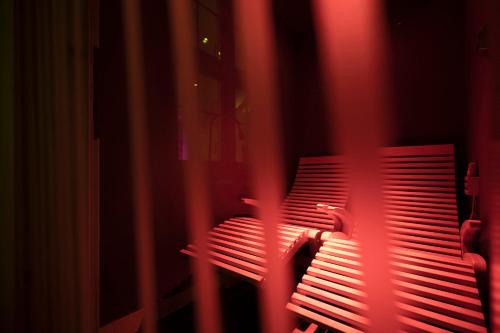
316, 252, 362, 269
381, 144, 454, 156
302, 274, 366, 301
390, 253, 474, 276
290, 293, 369, 329
382, 162, 455, 169
299, 156, 345, 164
296, 283, 368, 313
180, 249, 263, 282
216, 224, 296, 242
187, 245, 266, 271
208, 237, 266, 257
385, 179, 454, 186
389, 233, 460, 250
281, 219, 334, 231
382, 168, 455, 175
224, 220, 306, 238
392, 261, 476, 287
390, 247, 471, 268
319, 246, 361, 260
386, 199, 457, 210
387, 226, 460, 242
385, 200, 457, 214
394, 270, 478, 298
287, 146, 486, 333
395, 290, 484, 325
383, 156, 454, 163
286, 303, 363, 333
311, 259, 364, 279
398, 315, 453, 333
386, 215, 458, 228
385, 209, 458, 222
281, 212, 332, 223
382, 184, 455, 192
323, 241, 359, 251
384, 190, 456, 199
389, 240, 462, 257
397, 302, 486, 333
394, 279, 482, 311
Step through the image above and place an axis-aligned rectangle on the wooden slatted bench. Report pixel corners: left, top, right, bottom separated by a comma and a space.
288, 239, 486, 332
181, 155, 348, 283
382, 144, 462, 259
288, 144, 487, 332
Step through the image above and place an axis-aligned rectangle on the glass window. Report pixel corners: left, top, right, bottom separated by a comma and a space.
178, 75, 221, 161
197, 5, 220, 57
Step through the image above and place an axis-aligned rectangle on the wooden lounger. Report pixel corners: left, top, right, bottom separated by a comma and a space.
181, 155, 348, 283
288, 144, 487, 332
382, 144, 463, 259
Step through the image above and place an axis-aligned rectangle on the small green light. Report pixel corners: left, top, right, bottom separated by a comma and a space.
202, 37, 209, 44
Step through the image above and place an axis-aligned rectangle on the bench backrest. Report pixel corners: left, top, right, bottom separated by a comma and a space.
382, 144, 461, 257
282, 155, 348, 230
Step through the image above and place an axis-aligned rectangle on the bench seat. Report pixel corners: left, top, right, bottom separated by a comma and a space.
181, 155, 348, 283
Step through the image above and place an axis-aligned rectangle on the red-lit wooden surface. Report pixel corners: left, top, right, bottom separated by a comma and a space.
182, 156, 348, 283
288, 239, 486, 332
381, 144, 462, 258
287, 144, 487, 332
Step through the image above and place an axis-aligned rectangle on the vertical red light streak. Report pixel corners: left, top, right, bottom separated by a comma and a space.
168, 1, 222, 333
312, 1, 399, 332
491, 145, 500, 332
121, 1, 157, 332
234, 1, 293, 333
490, 1, 500, 330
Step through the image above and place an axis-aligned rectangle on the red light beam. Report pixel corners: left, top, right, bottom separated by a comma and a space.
168, 1, 223, 333
312, 1, 399, 332
121, 0, 158, 332
234, 1, 294, 332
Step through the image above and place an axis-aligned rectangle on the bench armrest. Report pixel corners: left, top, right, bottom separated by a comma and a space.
241, 197, 259, 207
316, 203, 353, 238
460, 219, 486, 273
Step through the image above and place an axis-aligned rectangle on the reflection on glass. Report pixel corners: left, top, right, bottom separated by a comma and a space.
235, 88, 249, 162
197, 4, 219, 57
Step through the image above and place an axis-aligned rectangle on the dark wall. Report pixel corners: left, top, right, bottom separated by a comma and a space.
386, 0, 469, 222
273, 0, 470, 213
274, 0, 469, 152
94, 0, 138, 324
387, 0, 468, 149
